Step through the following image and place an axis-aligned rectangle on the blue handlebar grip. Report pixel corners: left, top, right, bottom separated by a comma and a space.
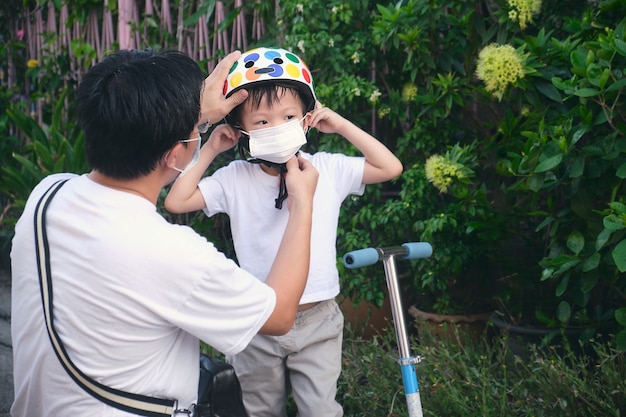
343, 248, 380, 269
402, 242, 433, 260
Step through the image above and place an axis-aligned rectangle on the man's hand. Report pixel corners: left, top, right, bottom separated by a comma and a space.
201, 51, 249, 124
284, 155, 318, 210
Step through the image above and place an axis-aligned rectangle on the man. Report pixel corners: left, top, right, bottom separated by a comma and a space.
10, 48, 318, 416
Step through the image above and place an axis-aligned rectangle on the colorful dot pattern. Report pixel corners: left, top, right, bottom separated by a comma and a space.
223, 47, 314, 98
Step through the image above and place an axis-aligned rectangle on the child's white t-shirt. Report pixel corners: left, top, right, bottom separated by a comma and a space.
199, 151, 365, 304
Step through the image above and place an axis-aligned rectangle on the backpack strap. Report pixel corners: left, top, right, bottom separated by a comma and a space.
34, 179, 180, 417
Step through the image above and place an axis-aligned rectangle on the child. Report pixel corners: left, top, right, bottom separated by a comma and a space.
165, 47, 403, 417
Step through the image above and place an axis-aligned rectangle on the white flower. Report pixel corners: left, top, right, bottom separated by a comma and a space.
351, 52, 360, 64
296, 4, 304, 13
369, 89, 381, 103
297, 40, 305, 54
507, 0, 541, 30
353, 88, 361, 96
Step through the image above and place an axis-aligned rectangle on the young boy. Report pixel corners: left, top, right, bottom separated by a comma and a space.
165, 47, 402, 417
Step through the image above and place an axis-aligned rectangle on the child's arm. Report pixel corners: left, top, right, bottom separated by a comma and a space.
305, 104, 403, 184
164, 124, 240, 213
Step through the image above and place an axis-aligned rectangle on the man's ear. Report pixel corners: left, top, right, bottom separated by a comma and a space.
163, 142, 185, 169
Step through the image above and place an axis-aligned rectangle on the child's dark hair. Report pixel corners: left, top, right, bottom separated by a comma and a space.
228, 81, 315, 127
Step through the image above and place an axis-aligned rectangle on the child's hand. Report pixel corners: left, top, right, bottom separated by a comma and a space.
305, 101, 347, 135
205, 124, 241, 155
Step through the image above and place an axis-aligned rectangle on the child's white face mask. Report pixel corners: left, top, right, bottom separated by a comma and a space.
240, 117, 307, 164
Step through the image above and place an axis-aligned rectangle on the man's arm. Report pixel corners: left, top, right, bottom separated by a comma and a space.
259, 155, 318, 334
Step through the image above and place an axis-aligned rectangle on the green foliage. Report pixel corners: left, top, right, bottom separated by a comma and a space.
489, 12, 626, 342
0, 90, 87, 231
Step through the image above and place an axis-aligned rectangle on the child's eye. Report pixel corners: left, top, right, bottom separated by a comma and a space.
255, 120, 268, 125
285, 115, 295, 121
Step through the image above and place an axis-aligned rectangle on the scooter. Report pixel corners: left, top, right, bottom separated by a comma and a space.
343, 242, 433, 417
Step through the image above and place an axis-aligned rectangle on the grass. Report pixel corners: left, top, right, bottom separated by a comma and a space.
337, 320, 626, 417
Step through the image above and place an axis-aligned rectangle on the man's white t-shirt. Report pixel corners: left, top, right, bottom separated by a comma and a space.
199, 151, 365, 304
11, 173, 276, 416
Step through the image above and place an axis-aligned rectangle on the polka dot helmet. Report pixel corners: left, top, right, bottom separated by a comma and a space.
223, 47, 316, 108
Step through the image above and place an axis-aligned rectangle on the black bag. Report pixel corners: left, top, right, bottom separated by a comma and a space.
196, 354, 248, 417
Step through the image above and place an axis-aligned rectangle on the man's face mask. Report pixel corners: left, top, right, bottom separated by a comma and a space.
240, 117, 307, 164
172, 136, 201, 177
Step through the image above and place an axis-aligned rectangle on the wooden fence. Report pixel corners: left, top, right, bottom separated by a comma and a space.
6, 0, 273, 122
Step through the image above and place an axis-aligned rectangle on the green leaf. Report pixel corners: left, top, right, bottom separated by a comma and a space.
582, 253, 600, 272
556, 301, 571, 323
566, 230, 585, 255
527, 174, 544, 192
535, 310, 556, 327
571, 128, 586, 146
598, 68, 611, 89
616, 330, 626, 351
574, 88, 600, 97
580, 272, 598, 293
534, 154, 563, 173
606, 77, 626, 93
555, 259, 580, 275
612, 239, 626, 272
603, 214, 625, 230
586, 63, 603, 84
617, 162, 626, 179
610, 202, 626, 213
541, 268, 554, 281
614, 38, 626, 56
570, 48, 587, 69
615, 307, 626, 325
555, 275, 569, 296
551, 76, 567, 90
535, 81, 562, 103
596, 228, 613, 251
585, 49, 595, 67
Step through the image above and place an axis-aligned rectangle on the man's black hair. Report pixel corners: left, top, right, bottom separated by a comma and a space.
76, 49, 205, 180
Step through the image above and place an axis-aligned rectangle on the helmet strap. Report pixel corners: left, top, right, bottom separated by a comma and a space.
247, 159, 289, 209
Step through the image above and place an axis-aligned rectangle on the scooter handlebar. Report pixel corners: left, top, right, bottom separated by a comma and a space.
343, 242, 432, 269
343, 248, 380, 269
401, 242, 433, 260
